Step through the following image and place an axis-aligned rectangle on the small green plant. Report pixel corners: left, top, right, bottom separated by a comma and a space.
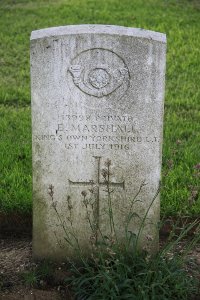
49, 159, 200, 299
22, 270, 38, 287
22, 260, 54, 287
36, 260, 54, 283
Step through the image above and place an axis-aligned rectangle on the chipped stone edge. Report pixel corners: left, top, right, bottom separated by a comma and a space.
30, 24, 166, 43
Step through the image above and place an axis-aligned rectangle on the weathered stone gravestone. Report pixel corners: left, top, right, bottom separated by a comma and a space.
31, 25, 166, 260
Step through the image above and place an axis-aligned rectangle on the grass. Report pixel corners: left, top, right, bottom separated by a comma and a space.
0, 0, 199, 215
67, 247, 198, 299
0, 106, 32, 212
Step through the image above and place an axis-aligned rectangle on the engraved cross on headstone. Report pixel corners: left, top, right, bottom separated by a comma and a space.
68, 156, 125, 233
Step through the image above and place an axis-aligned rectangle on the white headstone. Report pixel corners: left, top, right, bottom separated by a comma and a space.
31, 25, 166, 260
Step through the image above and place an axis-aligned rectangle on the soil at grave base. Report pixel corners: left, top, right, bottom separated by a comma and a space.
0, 236, 200, 300
0, 236, 73, 299
0, 213, 32, 237
0, 214, 200, 299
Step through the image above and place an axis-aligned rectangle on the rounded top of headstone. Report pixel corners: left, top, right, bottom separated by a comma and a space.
30, 24, 166, 43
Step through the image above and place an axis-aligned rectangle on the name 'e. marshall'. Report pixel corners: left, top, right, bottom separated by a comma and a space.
56, 123, 137, 134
